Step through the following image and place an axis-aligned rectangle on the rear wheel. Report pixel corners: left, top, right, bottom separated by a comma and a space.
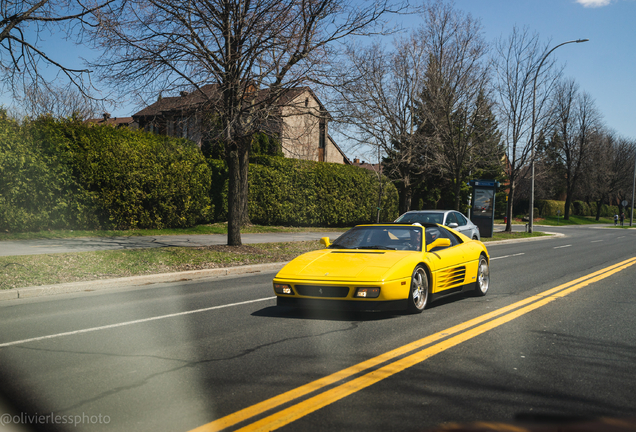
407, 265, 428, 313
475, 254, 489, 296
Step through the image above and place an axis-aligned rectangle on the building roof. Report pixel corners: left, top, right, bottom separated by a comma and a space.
84, 115, 135, 127
351, 158, 382, 173
132, 84, 330, 119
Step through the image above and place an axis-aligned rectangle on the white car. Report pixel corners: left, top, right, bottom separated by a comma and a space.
395, 210, 481, 240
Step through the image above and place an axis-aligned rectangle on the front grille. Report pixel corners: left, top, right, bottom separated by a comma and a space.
295, 285, 350, 298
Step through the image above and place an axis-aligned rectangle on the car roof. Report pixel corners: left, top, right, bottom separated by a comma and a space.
355, 223, 440, 229
402, 210, 452, 214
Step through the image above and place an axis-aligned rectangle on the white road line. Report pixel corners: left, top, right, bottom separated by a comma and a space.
554, 245, 572, 249
590, 240, 604, 243
491, 253, 525, 260
0, 297, 276, 348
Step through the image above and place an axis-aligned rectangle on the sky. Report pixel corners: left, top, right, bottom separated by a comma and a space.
424, 0, 636, 139
4, 0, 635, 142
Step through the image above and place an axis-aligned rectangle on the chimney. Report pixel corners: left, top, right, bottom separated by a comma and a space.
354, 158, 360, 164
180, 91, 189, 97
103, 113, 111, 121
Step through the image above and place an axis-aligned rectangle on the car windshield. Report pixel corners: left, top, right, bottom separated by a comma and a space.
395, 212, 444, 225
330, 225, 423, 251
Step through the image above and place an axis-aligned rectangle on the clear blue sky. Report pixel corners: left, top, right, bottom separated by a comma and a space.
4, 0, 634, 141
436, 0, 636, 140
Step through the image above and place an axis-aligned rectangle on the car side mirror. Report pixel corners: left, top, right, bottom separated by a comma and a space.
320, 237, 331, 248
427, 237, 451, 252
447, 222, 459, 228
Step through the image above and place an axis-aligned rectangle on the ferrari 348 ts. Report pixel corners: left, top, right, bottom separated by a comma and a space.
273, 223, 490, 313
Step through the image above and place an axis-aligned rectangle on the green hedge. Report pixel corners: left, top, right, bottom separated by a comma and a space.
0, 114, 80, 231
535, 200, 570, 217
573, 200, 591, 216
1, 116, 212, 231
208, 156, 399, 226
533, 199, 621, 218
2, 115, 398, 232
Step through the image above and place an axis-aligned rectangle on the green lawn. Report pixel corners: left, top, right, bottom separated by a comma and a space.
535, 215, 615, 226
484, 231, 548, 241
495, 215, 617, 226
0, 240, 324, 290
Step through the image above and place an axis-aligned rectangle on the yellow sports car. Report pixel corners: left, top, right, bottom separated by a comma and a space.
273, 223, 490, 313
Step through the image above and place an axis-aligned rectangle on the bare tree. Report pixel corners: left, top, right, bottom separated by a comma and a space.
415, 0, 492, 211
0, 0, 116, 96
330, 35, 428, 214
550, 79, 602, 219
17, 82, 102, 118
492, 26, 560, 231
90, 0, 403, 245
579, 131, 635, 220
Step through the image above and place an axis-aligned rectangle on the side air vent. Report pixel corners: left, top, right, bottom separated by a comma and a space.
436, 266, 467, 290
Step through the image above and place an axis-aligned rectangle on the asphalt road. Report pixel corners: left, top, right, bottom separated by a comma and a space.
0, 224, 634, 432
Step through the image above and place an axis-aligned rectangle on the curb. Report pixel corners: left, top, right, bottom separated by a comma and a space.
484, 231, 565, 245
1, 262, 288, 302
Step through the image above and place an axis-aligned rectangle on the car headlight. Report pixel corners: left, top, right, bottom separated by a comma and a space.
354, 287, 380, 298
274, 284, 294, 295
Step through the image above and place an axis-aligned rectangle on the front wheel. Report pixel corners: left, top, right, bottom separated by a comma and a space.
474, 255, 489, 296
407, 265, 429, 313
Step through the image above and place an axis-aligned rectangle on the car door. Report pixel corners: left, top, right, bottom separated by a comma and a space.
425, 226, 469, 294
452, 211, 471, 238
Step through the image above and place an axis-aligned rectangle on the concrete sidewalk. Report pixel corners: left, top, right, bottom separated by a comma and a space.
0, 231, 342, 257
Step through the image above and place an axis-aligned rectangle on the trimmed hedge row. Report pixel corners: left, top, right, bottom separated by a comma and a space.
2, 116, 399, 232
1, 116, 212, 231
208, 156, 399, 226
0, 115, 78, 231
534, 199, 621, 218
249, 156, 399, 226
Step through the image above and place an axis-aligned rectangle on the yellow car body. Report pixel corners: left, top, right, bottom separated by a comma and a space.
273, 223, 490, 313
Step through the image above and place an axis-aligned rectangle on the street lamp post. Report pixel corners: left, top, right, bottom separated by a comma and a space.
528, 38, 589, 233
631, 149, 636, 226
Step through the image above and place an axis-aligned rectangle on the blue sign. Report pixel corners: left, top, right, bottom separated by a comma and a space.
469, 180, 500, 188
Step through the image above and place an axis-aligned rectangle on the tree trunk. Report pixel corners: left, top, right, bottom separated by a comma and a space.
595, 197, 604, 221
227, 147, 242, 246
505, 183, 515, 233
238, 140, 251, 227
399, 177, 412, 215
453, 177, 461, 211
564, 193, 572, 220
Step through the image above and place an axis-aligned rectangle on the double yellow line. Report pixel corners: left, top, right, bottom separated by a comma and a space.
191, 257, 636, 432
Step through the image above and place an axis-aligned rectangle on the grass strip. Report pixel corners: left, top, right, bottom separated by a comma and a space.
0, 241, 321, 290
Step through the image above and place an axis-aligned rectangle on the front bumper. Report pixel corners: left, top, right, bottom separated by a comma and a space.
276, 296, 408, 312
272, 276, 411, 312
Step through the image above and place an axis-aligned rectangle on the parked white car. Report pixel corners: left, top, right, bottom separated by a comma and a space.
395, 210, 481, 240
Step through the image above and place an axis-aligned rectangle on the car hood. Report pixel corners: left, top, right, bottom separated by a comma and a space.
276, 249, 414, 282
